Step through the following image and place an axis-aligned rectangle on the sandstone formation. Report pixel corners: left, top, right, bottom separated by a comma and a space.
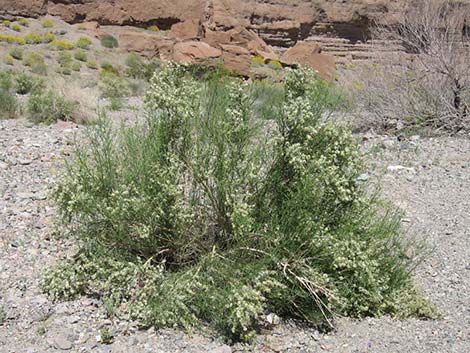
1, 0, 435, 77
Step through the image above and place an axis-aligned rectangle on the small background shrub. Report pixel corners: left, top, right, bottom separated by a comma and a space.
100, 35, 119, 49
74, 50, 87, 62
3, 55, 14, 65
28, 90, 75, 124
51, 40, 74, 50
42, 19, 55, 28
18, 18, 30, 27
12, 24, 21, 32
10, 47, 24, 60
76, 36, 92, 50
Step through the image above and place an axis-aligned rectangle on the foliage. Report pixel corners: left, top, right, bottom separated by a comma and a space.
43, 32, 55, 43
18, 18, 30, 27
23, 52, 47, 75
15, 73, 44, 94
86, 59, 98, 70
76, 36, 92, 50
3, 55, 14, 65
147, 25, 160, 32
251, 56, 265, 67
27, 90, 75, 124
100, 35, 119, 49
9, 47, 24, 60
42, 19, 55, 28
71, 61, 81, 72
74, 50, 88, 62
44, 64, 435, 342
57, 51, 72, 66
24, 32, 43, 44
12, 24, 22, 32
3, 20, 11, 28
0, 72, 19, 119
100, 62, 120, 76
267, 60, 282, 71
51, 40, 75, 50
126, 53, 161, 80
0, 34, 26, 45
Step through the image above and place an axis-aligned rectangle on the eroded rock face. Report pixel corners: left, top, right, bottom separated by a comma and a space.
1, 0, 405, 43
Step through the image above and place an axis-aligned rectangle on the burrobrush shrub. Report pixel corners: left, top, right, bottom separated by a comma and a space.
76, 36, 92, 50
44, 64, 435, 342
9, 47, 24, 60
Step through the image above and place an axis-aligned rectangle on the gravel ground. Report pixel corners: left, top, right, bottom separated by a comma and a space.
1, 118, 469, 353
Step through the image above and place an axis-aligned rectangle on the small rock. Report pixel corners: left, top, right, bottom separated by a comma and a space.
357, 173, 370, 182
209, 346, 232, 353
266, 313, 281, 326
52, 334, 73, 350
19, 159, 33, 165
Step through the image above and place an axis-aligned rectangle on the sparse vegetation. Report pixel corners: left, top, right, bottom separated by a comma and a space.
27, 90, 75, 124
251, 55, 265, 67
11, 24, 22, 32
42, 19, 55, 28
86, 59, 98, 70
24, 32, 43, 44
43, 32, 55, 43
3, 20, 11, 28
18, 18, 30, 27
15, 73, 44, 94
51, 40, 75, 51
43, 64, 435, 342
0, 72, 19, 119
100, 35, 119, 49
74, 50, 87, 62
2, 55, 14, 66
76, 36, 92, 50
10, 47, 24, 60
0, 34, 26, 45
23, 52, 47, 75
147, 25, 160, 32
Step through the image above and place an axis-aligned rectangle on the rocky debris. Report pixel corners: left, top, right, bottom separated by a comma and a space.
281, 41, 336, 81
173, 41, 222, 63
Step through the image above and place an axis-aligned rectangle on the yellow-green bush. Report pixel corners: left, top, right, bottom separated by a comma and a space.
42, 19, 55, 28
74, 50, 87, 62
86, 59, 98, 70
51, 40, 75, 50
43, 32, 55, 43
3, 20, 11, 28
0, 34, 26, 45
18, 18, 30, 27
10, 47, 24, 60
24, 52, 47, 75
100, 35, 118, 49
71, 61, 81, 72
267, 59, 282, 71
251, 55, 265, 67
3, 55, 14, 65
24, 33, 43, 44
76, 36, 92, 50
147, 25, 160, 32
12, 24, 22, 32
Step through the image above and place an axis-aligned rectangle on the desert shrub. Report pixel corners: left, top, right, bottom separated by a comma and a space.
125, 52, 145, 78
2, 55, 14, 65
267, 59, 282, 71
0, 72, 19, 119
100, 35, 119, 49
100, 62, 120, 76
15, 72, 44, 94
23, 52, 47, 75
71, 61, 81, 72
0, 34, 26, 45
57, 51, 72, 66
51, 40, 75, 50
42, 19, 55, 28
11, 24, 22, 32
27, 90, 75, 124
74, 50, 87, 62
24, 32, 43, 44
44, 64, 435, 342
3, 20, 11, 28
86, 59, 98, 70
76, 36, 92, 50
347, 0, 470, 133
43, 32, 55, 43
18, 18, 29, 27
251, 55, 265, 68
10, 47, 24, 60
147, 25, 160, 31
